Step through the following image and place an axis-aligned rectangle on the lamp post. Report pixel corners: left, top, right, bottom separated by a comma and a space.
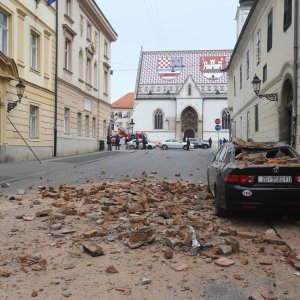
129, 118, 135, 135
251, 74, 278, 101
7, 80, 25, 113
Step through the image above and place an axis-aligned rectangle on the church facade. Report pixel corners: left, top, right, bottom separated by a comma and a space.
132, 50, 232, 144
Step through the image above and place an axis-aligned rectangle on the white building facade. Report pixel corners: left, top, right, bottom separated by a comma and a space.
56, 0, 117, 156
133, 50, 232, 144
226, 0, 300, 152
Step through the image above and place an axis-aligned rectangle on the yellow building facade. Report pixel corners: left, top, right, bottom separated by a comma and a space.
0, 1, 56, 162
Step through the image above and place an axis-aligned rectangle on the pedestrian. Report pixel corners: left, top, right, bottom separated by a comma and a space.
115, 134, 120, 150
208, 137, 212, 148
125, 136, 129, 149
142, 135, 147, 150
186, 138, 190, 150
223, 137, 226, 144
219, 138, 223, 146
183, 137, 186, 142
135, 136, 140, 149
107, 135, 112, 151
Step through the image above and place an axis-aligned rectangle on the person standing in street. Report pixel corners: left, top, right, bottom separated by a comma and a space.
115, 134, 120, 150
135, 136, 140, 149
208, 137, 212, 148
107, 135, 112, 151
186, 138, 190, 150
125, 136, 129, 149
142, 135, 147, 150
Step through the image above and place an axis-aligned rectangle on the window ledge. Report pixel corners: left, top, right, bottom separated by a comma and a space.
85, 82, 92, 89
64, 14, 74, 24
28, 137, 40, 141
78, 78, 84, 83
63, 68, 73, 75
30, 68, 41, 76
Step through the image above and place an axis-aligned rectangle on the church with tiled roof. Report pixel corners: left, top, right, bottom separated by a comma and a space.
132, 49, 232, 143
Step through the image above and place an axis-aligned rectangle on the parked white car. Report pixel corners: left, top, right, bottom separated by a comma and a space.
127, 139, 156, 149
159, 139, 194, 150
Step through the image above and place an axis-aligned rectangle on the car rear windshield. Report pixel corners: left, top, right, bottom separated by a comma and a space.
234, 147, 300, 165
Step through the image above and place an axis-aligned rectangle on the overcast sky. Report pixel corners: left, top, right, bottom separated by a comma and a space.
96, 0, 239, 102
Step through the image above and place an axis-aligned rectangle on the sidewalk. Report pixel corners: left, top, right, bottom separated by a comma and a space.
0, 149, 129, 185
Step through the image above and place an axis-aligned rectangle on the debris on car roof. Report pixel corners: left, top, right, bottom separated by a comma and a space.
232, 139, 300, 166
233, 138, 278, 149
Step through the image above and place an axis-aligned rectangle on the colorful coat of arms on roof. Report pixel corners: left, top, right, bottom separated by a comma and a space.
157, 57, 183, 80
200, 56, 225, 80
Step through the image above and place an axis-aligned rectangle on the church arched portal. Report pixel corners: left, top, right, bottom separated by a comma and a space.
181, 106, 198, 139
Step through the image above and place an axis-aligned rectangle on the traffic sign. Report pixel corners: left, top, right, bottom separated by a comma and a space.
215, 125, 221, 131
215, 118, 221, 125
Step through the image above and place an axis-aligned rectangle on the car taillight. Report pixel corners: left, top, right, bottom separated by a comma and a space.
224, 175, 256, 183
294, 176, 300, 183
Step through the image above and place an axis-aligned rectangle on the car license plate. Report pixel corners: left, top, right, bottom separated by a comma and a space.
258, 176, 292, 183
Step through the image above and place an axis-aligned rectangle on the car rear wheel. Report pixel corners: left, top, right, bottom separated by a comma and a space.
129, 145, 135, 149
183, 145, 188, 150
214, 186, 227, 218
203, 144, 208, 149
162, 145, 168, 150
147, 145, 152, 149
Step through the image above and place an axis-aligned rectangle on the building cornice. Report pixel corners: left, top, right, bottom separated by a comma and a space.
79, 0, 117, 42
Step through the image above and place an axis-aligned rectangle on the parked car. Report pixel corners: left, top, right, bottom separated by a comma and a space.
159, 139, 194, 150
188, 138, 210, 149
199, 139, 210, 149
207, 140, 300, 217
127, 139, 156, 149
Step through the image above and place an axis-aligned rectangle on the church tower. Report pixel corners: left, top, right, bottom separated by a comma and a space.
235, 0, 254, 39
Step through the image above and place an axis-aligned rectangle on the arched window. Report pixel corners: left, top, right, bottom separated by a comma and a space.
79, 50, 83, 79
222, 110, 231, 129
154, 110, 163, 129
188, 84, 192, 96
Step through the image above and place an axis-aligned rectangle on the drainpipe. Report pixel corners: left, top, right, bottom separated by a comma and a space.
293, 0, 299, 148
53, 1, 58, 157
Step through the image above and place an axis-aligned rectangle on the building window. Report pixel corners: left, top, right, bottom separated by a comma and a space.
234, 75, 236, 96
256, 29, 261, 65
118, 111, 122, 118
29, 105, 38, 138
104, 41, 108, 56
283, 0, 292, 32
86, 58, 91, 84
66, 0, 71, 16
0, 11, 8, 55
255, 104, 259, 132
77, 112, 82, 136
246, 50, 249, 80
222, 110, 231, 130
64, 107, 70, 134
104, 69, 108, 93
64, 38, 71, 70
85, 115, 89, 136
188, 84, 192, 96
87, 22, 92, 41
93, 62, 97, 88
79, 50, 83, 79
263, 64, 267, 82
154, 110, 163, 130
240, 64, 243, 89
92, 117, 96, 137
30, 31, 39, 70
267, 9, 273, 52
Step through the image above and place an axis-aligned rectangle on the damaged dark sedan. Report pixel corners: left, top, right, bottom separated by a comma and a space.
207, 139, 300, 217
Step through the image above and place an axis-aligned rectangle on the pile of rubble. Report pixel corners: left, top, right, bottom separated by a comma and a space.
233, 138, 278, 149
12, 178, 299, 271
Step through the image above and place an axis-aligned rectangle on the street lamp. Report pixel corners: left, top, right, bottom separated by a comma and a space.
7, 80, 26, 113
129, 118, 135, 135
251, 74, 278, 101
